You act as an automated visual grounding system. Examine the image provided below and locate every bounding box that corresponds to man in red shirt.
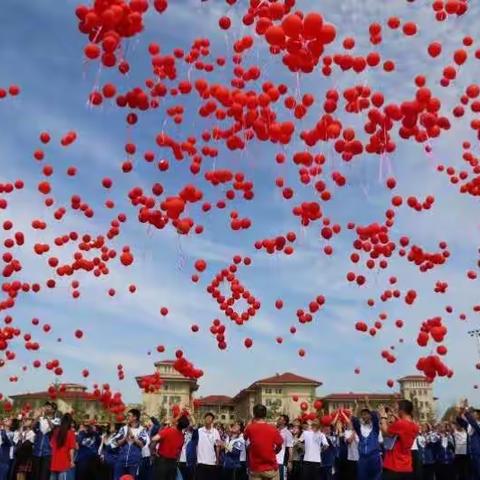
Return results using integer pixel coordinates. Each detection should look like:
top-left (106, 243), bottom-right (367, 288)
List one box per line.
top-left (244, 404), bottom-right (283, 480)
top-left (151, 415), bottom-right (190, 480)
top-left (380, 399), bottom-right (419, 480)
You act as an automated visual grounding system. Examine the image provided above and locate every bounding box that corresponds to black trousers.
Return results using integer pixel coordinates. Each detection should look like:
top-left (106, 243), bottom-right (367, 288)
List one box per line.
top-left (453, 455), bottom-right (469, 480)
top-left (421, 464), bottom-right (435, 480)
top-left (411, 451), bottom-right (423, 480)
top-left (290, 461), bottom-right (302, 480)
top-left (178, 462), bottom-right (192, 480)
top-left (221, 468), bottom-right (245, 480)
top-left (152, 456), bottom-right (177, 480)
top-left (346, 460), bottom-right (358, 480)
top-left (435, 463), bottom-right (454, 480)
top-left (195, 464), bottom-right (220, 480)
top-left (301, 461), bottom-right (322, 480)
top-left (32, 456), bottom-right (51, 480)
top-left (76, 456), bottom-right (101, 480)
top-left (382, 470), bottom-right (414, 480)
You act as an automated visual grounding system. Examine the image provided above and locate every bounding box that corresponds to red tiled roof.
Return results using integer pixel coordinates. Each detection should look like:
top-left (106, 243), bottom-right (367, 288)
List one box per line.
top-left (397, 375), bottom-right (429, 382)
top-left (255, 372), bottom-right (321, 386)
top-left (233, 372), bottom-right (320, 401)
top-left (11, 391), bottom-right (96, 401)
top-left (322, 392), bottom-right (401, 400)
top-left (197, 395), bottom-right (234, 406)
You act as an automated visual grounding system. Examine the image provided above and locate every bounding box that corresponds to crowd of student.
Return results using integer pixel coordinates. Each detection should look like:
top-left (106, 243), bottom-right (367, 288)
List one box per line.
top-left (0, 399), bottom-right (479, 480)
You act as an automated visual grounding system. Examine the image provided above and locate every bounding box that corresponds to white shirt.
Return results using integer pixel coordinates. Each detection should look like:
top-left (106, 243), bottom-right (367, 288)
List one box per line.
top-left (197, 427), bottom-right (220, 465)
top-left (300, 430), bottom-right (328, 463)
top-left (360, 423), bottom-right (383, 444)
top-left (239, 434), bottom-right (247, 462)
top-left (276, 427), bottom-right (294, 464)
top-left (179, 431), bottom-right (192, 463)
top-left (454, 430), bottom-right (467, 455)
top-left (344, 429), bottom-right (359, 461)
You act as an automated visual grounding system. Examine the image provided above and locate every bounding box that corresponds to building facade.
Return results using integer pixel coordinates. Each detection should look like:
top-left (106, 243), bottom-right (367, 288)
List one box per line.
top-left (136, 360), bottom-right (198, 418)
top-left (10, 383), bottom-right (106, 421)
top-left (195, 395), bottom-right (236, 423)
top-left (322, 392), bottom-right (401, 414)
top-left (233, 373), bottom-right (321, 421)
top-left (398, 375), bottom-right (436, 422)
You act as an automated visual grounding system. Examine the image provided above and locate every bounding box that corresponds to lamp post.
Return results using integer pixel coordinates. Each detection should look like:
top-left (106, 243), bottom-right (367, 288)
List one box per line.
top-left (468, 329), bottom-right (480, 358)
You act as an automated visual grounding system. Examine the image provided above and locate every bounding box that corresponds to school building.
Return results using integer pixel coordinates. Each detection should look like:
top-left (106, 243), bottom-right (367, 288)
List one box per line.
top-left (9, 362), bottom-right (435, 422)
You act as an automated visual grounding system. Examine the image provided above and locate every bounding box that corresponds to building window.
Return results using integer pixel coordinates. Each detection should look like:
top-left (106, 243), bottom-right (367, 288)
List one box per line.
top-left (164, 385), bottom-right (169, 391)
top-left (221, 414), bottom-right (226, 420)
top-left (266, 399), bottom-right (272, 406)
top-left (275, 388), bottom-right (282, 394)
top-left (162, 396), bottom-right (168, 404)
top-left (265, 388), bottom-right (272, 394)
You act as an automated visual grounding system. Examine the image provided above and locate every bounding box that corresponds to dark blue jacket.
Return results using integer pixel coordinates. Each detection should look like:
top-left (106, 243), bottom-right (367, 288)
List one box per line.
top-left (432, 435), bottom-right (455, 464)
top-left (457, 412), bottom-right (480, 458)
top-left (0, 431), bottom-right (11, 464)
top-left (421, 433), bottom-right (437, 465)
top-left (223, 437), bottom-right (243, 470)
top-left (76, 431), bottom-right (101, 464)
top-left (110, 425), bottom-right (148, 467)
top-left (186, 429), bottom-right (198, 468)
top-left (322, 436), bottom-right (338, 467)
top-left (33, 421), bottom-right (52, 457)
top-left (352, 411), bottom-right (381, 458)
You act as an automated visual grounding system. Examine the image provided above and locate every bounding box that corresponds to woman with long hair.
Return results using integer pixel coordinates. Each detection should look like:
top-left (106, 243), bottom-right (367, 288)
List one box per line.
top-left (49, 414), bottom-right (76, 480)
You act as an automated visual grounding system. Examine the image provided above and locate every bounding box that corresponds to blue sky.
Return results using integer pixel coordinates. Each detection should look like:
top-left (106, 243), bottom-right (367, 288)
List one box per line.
top-left (1, 0), bottom-right (480, 414)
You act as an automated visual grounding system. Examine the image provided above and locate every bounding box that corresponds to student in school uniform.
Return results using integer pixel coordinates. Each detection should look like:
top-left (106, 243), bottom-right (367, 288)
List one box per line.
top-left (417, 425), bottom-right (436, 480)
top-left (456, 402), bottom-right (480, 480)
top-left (334, 421), bottom-right (349, 480)
top-left (432, 423), bottom-right (455, 480)
top-left (342, 416), bottom-right (359, 480)
top-left (194, 412), bottom-right (221, 480)
top-left (13, 416), bottom-right (36, 480)
top-left (221, 422), bottom-right (246, 480)
top-left (100, 423), bottom-right (121, 480)
top-left (110, 409), bottom-right (149, 480)
top-left (351, 406), bottom-right (382, 480)
top-left (276, 415), bottom-right (293, 480)
top-left (452, 420), bottom-right (469, 480)
top-left (75, 422), bottom-right (102, 480)
top-left (0, 419), bottom-right (12, 480)
top-left (320, 424), bottom-right (338, 480)
top-left (237, 422), bottom-right (247, 480)
top-left (32, 402), bottom-right (61, 480)
top-left (290, 423), bottom-right (304, 480)
top-left (177, 426), bottom-right (193, 480)
top-left (299, 419), bottom-right (328, 480)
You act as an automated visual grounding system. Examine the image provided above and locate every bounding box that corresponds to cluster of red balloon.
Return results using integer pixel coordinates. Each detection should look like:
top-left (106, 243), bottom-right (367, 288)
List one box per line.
top-left (416, 355), bottom-right (453, 381)
top-left (91, 384), bottom-right (127, 421)
top-left (137, 372), bottom-right (164, 393)
top-left (431, 0), bottom-right (468, 21)
top-left (254, 232), bottom-right (296, 255)
top-left (406, 242), bottom-right (449, 272)
top-left (173, 350), bottom-right (203, 380)
top-left (262, 12), bottom-right (336, 74)
top-left (77, 0), bottom-right (154, 68)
